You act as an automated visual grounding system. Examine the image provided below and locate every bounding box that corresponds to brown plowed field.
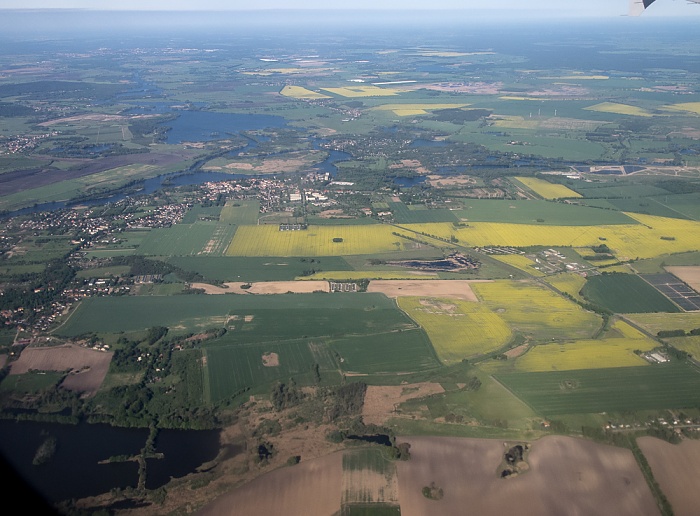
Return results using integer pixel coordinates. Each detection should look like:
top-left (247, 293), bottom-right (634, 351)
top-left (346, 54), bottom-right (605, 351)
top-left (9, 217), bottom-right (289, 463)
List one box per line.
top-left (637, 436), bottom-right (700, 516)
top-left (10, 344), bottom-right (112, 395)
top-left (396, 435), bottom-right (659, 516)
top-left (197, 451), bottom-right (342, 516)
top-left (367, 280), bottom-right (486, 301)
top-left (666, 266), bottom-right (700, 292)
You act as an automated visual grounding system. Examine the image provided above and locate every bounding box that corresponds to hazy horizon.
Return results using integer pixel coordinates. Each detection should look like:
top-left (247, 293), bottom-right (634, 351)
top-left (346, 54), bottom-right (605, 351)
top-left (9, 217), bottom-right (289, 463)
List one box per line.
top-left (0, 0), bottom-right (699, 17)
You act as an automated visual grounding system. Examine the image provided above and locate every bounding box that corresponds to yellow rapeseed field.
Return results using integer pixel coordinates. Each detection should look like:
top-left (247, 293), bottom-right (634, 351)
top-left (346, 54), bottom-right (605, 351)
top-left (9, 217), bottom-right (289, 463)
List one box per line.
top-left (400, 214), bottom-right (700, 260)
top-left (398, 297), bottom-right (512, 363)
top-left (280, 85), bottom-right (331, 99)
top-left (371, 103), bottom-right (470, 116)
top-left (515, 320), bottom-right (655, 372)
top-left (492, 254), bottom-right (546, 277)
top-left (470, 280), bottom-right (601, 340)
top-left (226, 224), bottom-right (402, 257)
top-left (321, 86), bottom-right (400, 97)
top-left (663, 102), bottom-right (700, 115)
top-left (584, 102), bottom-right (652, 117)
top-left (513, 177), bottom-right (582, 199)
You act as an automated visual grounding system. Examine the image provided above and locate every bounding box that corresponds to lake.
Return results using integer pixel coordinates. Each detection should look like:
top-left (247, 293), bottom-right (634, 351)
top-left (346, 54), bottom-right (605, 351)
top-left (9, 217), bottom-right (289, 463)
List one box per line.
top-left (0, 420), bottom-right (221, 503)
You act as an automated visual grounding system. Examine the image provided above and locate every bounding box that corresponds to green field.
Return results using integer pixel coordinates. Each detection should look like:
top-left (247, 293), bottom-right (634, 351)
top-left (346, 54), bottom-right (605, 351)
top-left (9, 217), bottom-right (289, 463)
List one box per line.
top-left (572, 183), bottom-right (670, 199)
top-left (331, 329), bottom-right (440, 374)
top-left (219, 200), bottom-right (261, 225)
top-left (136, 222), bottom-right (222, 256)
top-left (452, 199), bottom-right (637, 225)
top-left (496, 362), bottom-right (700, 415)
top-left (181, 204), bottom-right (224, 224)
top-left (388, 202), bottom-right (458, 223)
top-left (57, 293), bottom-right (418, 338)
top-left (204, 338), bottom-right (336, 402)
top-left (168, 255), bottom-right (353, 282)
top-left (581, 273), bottom-right (681, 313)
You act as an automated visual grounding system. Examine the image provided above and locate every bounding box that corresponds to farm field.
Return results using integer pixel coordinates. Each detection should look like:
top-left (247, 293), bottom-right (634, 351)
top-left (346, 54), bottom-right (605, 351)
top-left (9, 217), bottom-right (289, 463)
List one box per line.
top-left (471, 280), bottom-right (601, 341)
top-left (280, 85), bottom-right (331, 99)
top-left (219, 200), bottom-right (261, 225)
top-left (330, 329), bottom-right (440, 374)
top-left (452, 199), bottom-right (636, 225)
top-left (9, 344), bottom-right (112, 396)
top-left (168, 256), bottom-right (353, 282)
top-left (512, 177), bottom-right (582, 199)
top-left (572, 183), bottom-right (670, 199)
top-left (321, 86), bottom-right (400, 97)
top-left (396, 435), bottom-right (658, 516)
top-left (190, 281), bottom-right (330, 294)
top-left (399, 214), bottom-right (700, 260)
top-left (203, 338), bottom-right (337, 402)
top-left (388, 202), bottom-right (458, 224)
top-left (581, 273), bottom-right (681, 313)
top-left (56, 293), bottom-right (415, 337)
top-left (371, 103), bottom-right (470, 116)
top-left (637, 437), bottom-right (700, 516)
top-left (198, 452), bottom-right (343, 516)
top-left (666, 266), bottom-right (700, 292)
top-left (543, 273), bottom-right (587, 301)
top-left (491, 254), bottom-right (545, 277)
top-left (496, 362), bottom-right (700, 415)
top-left (665, 336), bottom-right (700, 361)
top-left (367, 280), bottom-right (481, 300)
top-left (626, 312), bottom-right (700, 335)
top-left (584, 102), bottom-right (653, 117)
top-left (342, 448), bottom-right (399, 509)
top-left (136, 222), bottom-right (233, 257)
top-left (300, 271), bottom-right (439, 280)
top-left (398, 297), bottom-right (512, 363)
top-left (227, 225), bottom-right (404, 257)
top-left (362, 383), bottom-right (445, 426)
top-left (513, 321), bottom-right (656, 373)
top-left (664, 101), bottom-right (700, 115)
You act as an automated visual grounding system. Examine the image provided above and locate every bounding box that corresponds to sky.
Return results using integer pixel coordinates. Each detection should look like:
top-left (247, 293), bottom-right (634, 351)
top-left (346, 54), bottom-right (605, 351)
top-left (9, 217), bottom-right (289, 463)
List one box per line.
top-left (1, 0), bottom-right (698, 17)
